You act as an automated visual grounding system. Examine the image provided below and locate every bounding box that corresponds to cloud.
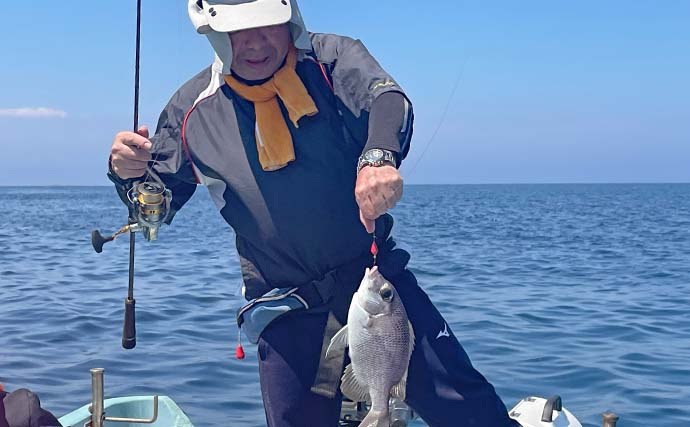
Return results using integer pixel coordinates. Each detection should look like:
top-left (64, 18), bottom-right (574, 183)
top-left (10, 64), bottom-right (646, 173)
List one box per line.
top-left (0, 107), bottom-right (68, 118)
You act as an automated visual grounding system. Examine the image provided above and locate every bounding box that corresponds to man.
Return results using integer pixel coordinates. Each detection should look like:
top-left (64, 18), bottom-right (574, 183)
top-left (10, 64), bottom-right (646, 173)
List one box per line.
top-left (108, 1), bottom-right (519, 426)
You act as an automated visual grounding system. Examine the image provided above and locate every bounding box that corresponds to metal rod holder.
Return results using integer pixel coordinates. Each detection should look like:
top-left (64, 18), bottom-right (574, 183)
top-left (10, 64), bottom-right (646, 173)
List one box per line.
top-left (602, 412), bottom-right (619, 427)
top-left (90, 368), bottom-right (105, 427)
top-left (88, 368), bottom-right (159, 427)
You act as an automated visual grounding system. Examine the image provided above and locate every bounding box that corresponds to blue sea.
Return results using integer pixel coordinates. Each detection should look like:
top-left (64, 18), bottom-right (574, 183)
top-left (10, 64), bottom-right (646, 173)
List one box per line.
top-left (1, 184), bottom-right (689, 427)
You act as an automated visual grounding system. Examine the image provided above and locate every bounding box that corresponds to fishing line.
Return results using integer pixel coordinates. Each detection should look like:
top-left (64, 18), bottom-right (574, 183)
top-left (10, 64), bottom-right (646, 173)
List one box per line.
top-left (404, 57), bottom-right (468, 178)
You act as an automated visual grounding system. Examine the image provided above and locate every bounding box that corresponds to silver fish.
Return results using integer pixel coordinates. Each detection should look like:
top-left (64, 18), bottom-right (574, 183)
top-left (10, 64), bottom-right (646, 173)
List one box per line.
top-left (328, 266), bottom-right (415, 427)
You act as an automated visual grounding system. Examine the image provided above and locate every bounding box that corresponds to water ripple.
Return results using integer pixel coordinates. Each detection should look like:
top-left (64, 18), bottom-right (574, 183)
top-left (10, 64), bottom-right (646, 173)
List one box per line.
top-left (1, 185), bottom-right (689, 427)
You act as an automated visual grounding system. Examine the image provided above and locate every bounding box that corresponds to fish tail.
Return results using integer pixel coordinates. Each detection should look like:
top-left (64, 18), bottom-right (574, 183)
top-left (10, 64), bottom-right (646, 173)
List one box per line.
top-left (359, 410), bottom-right (390, 427)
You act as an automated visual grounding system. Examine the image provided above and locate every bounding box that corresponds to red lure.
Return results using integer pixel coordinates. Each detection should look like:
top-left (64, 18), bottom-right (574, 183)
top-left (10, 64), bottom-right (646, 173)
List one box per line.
top-left (370, 234), bottom-right (378, 265)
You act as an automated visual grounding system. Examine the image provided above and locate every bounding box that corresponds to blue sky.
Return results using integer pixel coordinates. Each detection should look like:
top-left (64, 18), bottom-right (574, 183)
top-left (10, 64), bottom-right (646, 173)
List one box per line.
top-left (1, 0), bottom-right (688, 185)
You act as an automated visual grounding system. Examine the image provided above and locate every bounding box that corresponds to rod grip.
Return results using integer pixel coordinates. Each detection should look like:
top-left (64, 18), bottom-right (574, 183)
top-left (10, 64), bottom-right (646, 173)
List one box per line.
top-left (122, 297), bottom-right (136, 349)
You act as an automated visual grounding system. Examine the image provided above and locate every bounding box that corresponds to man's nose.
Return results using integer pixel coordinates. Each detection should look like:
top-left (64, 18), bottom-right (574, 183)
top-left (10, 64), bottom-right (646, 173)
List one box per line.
top-left (242, 28), bottom-right (268, 48)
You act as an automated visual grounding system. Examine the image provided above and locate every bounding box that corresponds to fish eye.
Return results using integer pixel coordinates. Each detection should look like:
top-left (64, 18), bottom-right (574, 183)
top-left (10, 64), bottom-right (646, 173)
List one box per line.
top-left (379, 285), bottom-right (394, 302)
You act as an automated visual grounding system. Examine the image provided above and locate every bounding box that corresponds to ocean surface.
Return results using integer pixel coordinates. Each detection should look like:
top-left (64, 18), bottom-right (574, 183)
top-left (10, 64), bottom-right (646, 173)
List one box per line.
top-left (1, 184), bottom-right (689, 427)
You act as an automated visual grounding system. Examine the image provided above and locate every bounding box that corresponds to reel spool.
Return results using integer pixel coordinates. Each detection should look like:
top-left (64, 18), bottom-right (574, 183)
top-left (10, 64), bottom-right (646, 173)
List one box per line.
top-left (128, 181), bottom-right (171, 242)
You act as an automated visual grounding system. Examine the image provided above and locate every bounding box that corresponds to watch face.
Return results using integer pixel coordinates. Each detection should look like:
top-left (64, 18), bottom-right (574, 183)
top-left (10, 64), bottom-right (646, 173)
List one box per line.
top-left (366, 149), bottom-right (384, 161)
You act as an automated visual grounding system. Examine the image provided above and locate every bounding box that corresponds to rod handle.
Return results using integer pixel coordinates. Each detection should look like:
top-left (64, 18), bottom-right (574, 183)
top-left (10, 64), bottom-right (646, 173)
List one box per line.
top-left (122, 297), bottom-right (136, 349)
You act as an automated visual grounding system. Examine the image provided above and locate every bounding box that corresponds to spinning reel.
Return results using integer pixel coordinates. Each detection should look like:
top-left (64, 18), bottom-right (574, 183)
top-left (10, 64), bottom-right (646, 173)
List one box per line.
top-left (91, 181), bottom-right (172, 253)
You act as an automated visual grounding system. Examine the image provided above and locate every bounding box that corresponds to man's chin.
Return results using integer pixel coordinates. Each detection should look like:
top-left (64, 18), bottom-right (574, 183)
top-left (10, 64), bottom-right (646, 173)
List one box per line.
top-left (236, 62), bottom-right (278, 80)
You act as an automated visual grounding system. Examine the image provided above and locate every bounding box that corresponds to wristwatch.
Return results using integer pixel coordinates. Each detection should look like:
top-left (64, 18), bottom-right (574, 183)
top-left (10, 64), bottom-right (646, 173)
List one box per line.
top-left (357, 148), bottom-right (397, 174)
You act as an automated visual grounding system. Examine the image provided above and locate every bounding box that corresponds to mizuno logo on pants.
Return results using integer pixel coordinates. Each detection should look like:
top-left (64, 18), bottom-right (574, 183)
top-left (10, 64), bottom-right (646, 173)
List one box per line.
top-left (436, 323), bottom-right (450, 339)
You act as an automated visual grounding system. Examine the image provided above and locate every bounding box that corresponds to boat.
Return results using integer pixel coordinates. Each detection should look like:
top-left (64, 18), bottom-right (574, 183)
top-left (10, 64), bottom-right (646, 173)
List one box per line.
top-left (59, 396), bottom-right (192, 427)
top-left (57, 368), bottom-right (615, 427)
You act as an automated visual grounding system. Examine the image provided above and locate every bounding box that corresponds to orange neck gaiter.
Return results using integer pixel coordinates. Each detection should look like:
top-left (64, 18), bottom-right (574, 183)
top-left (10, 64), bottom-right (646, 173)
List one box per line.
top-left (224, 45), bottom-right (319, 171)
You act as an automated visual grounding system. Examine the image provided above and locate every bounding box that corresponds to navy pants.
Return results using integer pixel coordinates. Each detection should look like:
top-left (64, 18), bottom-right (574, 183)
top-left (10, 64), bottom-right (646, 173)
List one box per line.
top-left (257, 266), bottom-right (519, 427)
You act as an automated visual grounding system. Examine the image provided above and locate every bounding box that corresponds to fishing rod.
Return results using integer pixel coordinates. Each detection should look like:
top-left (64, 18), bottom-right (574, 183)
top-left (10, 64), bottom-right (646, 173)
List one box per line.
top-left (91, 0), bottom-right (171, 350)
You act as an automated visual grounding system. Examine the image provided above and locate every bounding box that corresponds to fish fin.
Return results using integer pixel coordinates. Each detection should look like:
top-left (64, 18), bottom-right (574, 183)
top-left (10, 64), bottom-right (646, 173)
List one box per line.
top-left (340, 363), bottom-right (370, 402)
top-left (390, 321), bottom-right (415, 400)
top-left (325, 325), bottom-right (348, 359)
top-left (390, 369), bottom-right (408, 400)
top-left (359, 410), bottom-right (389, 427)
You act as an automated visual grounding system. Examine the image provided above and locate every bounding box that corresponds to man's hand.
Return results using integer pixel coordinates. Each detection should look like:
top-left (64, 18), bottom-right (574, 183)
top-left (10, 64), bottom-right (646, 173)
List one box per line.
top-left (355, 165), bottom-right (403, 233)
top-left (110, 126), bottom-right (152, 179)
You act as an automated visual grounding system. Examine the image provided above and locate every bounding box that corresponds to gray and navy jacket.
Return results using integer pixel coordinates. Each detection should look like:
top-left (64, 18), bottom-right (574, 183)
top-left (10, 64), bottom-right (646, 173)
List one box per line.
top-left (110, 33), bottom-right (414, 300)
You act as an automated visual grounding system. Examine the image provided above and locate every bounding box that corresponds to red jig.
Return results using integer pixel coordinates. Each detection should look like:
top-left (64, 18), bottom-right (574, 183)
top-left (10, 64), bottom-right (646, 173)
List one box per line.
top-left (370, 234), bottom-right (378, 265)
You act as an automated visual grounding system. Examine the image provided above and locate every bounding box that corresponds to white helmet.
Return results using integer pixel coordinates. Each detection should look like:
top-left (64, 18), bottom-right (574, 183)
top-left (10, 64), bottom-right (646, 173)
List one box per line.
top-left (187, 0), bottom-right (312, 74)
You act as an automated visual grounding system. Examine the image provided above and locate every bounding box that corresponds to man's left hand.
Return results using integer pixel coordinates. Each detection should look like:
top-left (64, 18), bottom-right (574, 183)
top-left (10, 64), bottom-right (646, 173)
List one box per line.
top-left (355, 165), bottom-right (403, 233)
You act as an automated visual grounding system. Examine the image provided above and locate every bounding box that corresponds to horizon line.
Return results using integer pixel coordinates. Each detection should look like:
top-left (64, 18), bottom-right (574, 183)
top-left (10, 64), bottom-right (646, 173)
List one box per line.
top-left (1, 182), bottom-right (688, 188)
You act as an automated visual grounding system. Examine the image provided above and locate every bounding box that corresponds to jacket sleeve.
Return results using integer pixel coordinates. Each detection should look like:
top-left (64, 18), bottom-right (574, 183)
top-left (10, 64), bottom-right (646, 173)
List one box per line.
top-left (108, 88), bottom-right (199, 224)
top-left (310, 33), bottom-right (413, 163)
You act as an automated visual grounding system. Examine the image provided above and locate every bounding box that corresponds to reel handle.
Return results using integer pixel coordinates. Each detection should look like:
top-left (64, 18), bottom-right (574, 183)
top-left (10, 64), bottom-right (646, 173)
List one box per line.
top-left (122, 297), bottom-right (137, 349)
top-left (91, 230), bottom-right (115, 253)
